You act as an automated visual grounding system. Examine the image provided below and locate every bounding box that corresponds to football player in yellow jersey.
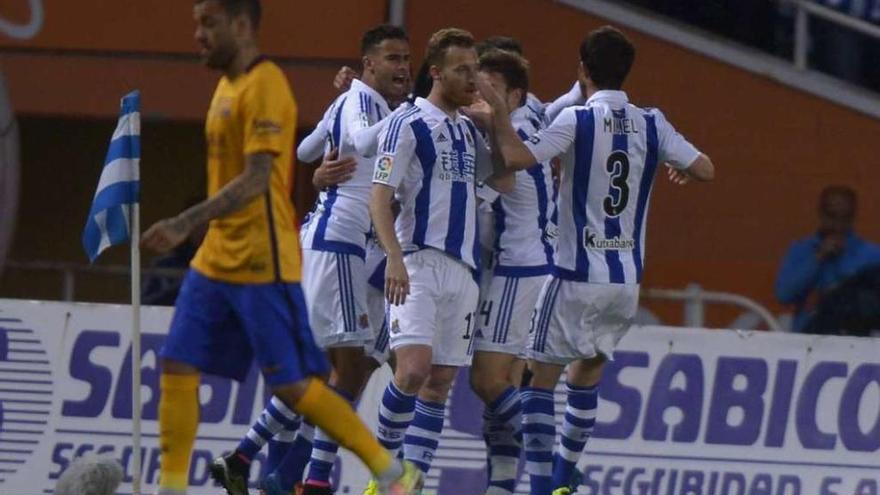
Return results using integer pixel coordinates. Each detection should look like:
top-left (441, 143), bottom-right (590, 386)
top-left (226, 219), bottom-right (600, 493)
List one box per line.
top-left (141, 1), bottom-right (422, 495)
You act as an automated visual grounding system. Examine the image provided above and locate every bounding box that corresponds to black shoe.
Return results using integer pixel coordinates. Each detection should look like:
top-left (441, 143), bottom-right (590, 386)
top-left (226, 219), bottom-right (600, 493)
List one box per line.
top-left (301, 482), bottom-right (334, 495)
top-left (210, 452), bottom-right (251, 495)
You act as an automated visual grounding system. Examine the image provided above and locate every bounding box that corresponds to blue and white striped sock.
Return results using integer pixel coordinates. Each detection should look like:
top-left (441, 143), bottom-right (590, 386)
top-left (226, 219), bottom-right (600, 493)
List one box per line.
top-left (552, 383), bottom-right (597, 489)
top-left (263, 425), bottom-right (297, 478)
top-left (305, 389), bottom-right (355, 484)
top-left (272, 422), bottom-right (314, 491)
top-left (404, 399), bottom-right (446, 473)
top-left (378, 381), bottom-right (416, 457)
top-left (237, 396), bottom-right (300, 460)
top-left (521, 387), bottom-right (555, 495)
top-left (484, 386), bottom-right (522, 495)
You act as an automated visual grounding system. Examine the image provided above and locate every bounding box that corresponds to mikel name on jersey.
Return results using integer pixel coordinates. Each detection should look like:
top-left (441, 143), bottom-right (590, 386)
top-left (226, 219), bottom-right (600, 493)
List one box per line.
top-left (604, 116), bottom-right (640, 135)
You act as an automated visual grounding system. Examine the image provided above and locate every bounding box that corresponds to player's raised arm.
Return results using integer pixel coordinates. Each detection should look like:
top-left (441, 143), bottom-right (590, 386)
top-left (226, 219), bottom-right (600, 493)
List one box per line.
top-left (544, 78), bottom-right (587, 123)
top-left (466, 99), bottom-right (515, 193)
top-left (142, 151), bottom-right (273, 253)
top-left (654, 108), bottom-right (715, 182)
top-left (297, 106), bottom-right (332, 163)
top-left (478, 75), bottom-right (537, 170)
top-left (484, 132), bottom-right (515, 193)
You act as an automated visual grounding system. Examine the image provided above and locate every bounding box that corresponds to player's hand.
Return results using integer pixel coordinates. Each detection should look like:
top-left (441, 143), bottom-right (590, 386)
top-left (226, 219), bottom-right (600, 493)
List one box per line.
top-left (476, 74), bottom-right (508, 115)
top-left (462, 99), bottom-right (493, 131)
top-left (313, 149), bottom-right (356, 189)
top-left (334, 66), bottom-right (359, 91)
top-left (384, 254), bottom-right (410, 306)
top-left (142, 217), bottom-right (190, 253)
top-left (577, 63), bottom-right (589, 99)
top-left (666, 165), bottom-right (690, 185)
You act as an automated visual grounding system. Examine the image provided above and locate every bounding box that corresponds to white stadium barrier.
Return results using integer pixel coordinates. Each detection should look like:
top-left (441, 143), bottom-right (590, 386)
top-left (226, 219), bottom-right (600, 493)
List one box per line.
top-left (0, 299), bottom-right (877, 495)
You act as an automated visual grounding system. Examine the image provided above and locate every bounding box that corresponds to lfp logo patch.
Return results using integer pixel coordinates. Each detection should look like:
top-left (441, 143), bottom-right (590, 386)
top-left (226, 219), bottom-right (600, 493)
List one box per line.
top-left (374, 155), bottom-right (394, 183)
top-left (0, 314), bottom-right (53, 486)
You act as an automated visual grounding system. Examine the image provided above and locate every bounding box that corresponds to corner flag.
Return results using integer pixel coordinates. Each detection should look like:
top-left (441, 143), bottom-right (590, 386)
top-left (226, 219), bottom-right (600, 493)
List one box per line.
top-left (82, 90), bottom-right (141, 262)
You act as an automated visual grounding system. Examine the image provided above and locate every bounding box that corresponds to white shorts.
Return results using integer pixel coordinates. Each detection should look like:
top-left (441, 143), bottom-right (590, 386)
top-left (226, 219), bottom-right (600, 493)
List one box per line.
top-left (365, 240), bottom-right (390, 364)
top-left (388, 249), bottom-right (480, 367)
top-left (301, 249), bottom-right (373, 348)
top-left (529, 277), bottom-right (639, 364)
top-left (473, 273), bottom-right (547, 356)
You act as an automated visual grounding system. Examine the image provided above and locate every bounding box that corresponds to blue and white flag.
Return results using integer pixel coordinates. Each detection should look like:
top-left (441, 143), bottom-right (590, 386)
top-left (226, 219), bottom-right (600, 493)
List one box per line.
top-left (82, 91), bottom-right (141, 262)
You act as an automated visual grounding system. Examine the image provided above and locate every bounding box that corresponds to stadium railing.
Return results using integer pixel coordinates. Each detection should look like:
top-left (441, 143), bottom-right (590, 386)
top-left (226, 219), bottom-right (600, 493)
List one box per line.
top-left (2, 259), bottom-right (185, 302)
top-left (1, 259), bottom-right (783, 331)
top-left (555, 0), bottom-right (880, 119)
top-left (642, 284), bottom-right (783, 332)
top-left (785, 0), bottom-right (880, 71)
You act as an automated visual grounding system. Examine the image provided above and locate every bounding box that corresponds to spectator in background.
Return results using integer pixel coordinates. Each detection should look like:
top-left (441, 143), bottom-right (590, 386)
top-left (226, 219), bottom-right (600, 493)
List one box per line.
top-left (776, 186), bottom-right (880, 332)
top-left (55, 454), bottom-right (123, 495)
top-left (809, 0), bottom-right (869, 86)
top-left (804, 264), bottom-right (880, 336)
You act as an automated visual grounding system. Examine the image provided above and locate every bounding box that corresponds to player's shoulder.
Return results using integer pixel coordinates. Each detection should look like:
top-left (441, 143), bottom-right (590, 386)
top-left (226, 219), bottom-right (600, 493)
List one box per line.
top-left (457, 114), bottom-right (482, 140)
top-left (246, 59), bottom-right (294, 99)
top-left (511, 105), bottom-right (542, 135)
top-left (378, 103), bottom-right (422, 152)
top-left (249, 59), bottom-right (287, 84)
top-left (340, 82), bottom-right (374, 109)
top-left (550, 104), bottom-right (584, 125)
top-left (326, 90), bottom-right (352, 117)
top-left (632, 103), bottom-right (668, 122)
top-left (387, 102), bottom-right (423, 128)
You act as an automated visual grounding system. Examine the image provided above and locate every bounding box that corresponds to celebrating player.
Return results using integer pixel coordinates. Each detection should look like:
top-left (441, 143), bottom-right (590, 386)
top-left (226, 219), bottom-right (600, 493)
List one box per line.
top-left (363, 27), bottom-right (516, 493)
top-left (479, 26), bottom-right (715, 495)
top-left (466, 49), bottom-right (557, 495)
top-left (141, 2), bottom-right (422, 494)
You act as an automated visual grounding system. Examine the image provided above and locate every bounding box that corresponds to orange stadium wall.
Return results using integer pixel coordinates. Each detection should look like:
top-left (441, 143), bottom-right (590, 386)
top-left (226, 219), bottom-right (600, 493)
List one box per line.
top-left (2, 0), bottom-right (880, 327)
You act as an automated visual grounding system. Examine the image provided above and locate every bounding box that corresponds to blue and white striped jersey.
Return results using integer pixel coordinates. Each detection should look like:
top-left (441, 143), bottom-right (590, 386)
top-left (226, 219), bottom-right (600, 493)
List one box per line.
top-left (490, 104), bottom-right (557, 276)
top-left (301, 79), bottom-right (391, 258)
top-left (373, 97), bottom-right (495, 271)
top-left (524, 90), bottom-right (700, 284)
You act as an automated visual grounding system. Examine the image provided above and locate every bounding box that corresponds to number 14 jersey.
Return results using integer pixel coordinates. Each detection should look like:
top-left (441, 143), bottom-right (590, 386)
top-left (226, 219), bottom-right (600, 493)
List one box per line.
top-left (524, 90), bottom-right (701, 284)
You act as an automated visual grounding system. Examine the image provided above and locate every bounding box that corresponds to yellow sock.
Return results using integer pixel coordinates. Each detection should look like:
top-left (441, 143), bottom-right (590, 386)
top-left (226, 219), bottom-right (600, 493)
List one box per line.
top-left (294, 378), bottom-right (394, 477)
top-left (158, 373), bottom-right (200, 490)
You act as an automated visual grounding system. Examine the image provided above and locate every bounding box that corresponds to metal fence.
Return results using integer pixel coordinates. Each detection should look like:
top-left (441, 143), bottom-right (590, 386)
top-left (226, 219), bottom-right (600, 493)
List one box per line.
top-left (1, 260), bottom-right (784, 331)
top-left (788, 0), bottom-right (880, 71)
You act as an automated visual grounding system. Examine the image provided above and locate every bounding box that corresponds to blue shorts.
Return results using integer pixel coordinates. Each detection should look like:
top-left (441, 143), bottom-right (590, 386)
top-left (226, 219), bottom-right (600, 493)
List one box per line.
top-left (160, 270), bottom-right (330, 386)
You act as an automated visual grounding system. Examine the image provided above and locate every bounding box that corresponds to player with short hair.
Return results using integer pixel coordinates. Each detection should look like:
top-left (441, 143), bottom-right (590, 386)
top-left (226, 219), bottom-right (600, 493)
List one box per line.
top-left (295, 24), bottom-right (410, 495)
top-left (475, 36), bottom-right (587, 127)
top-left (142, 2), bottom-right (422, 495)
top-left (468, 48), bottom-right (557, 495)
top-left (479, 26), bottom-right (714, 495)
top-left (362, 27), bottom-right (516, 494)
top-left (212, 23), bottom-right (413, 495)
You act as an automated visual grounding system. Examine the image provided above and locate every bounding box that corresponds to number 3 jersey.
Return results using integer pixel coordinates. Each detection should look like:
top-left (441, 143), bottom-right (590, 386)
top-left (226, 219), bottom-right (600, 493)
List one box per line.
top-left (524, 90), bottom-right (701, 284)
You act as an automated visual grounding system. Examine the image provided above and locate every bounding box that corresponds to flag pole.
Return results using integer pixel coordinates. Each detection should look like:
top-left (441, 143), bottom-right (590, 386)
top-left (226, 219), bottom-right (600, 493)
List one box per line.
top-left (131, 200), bottom-right (143, 495)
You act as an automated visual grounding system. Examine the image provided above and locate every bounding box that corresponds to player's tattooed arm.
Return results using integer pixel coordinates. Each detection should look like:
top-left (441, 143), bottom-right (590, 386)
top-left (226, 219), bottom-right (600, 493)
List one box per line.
top-left (142, 152), bottom-right (273, 253)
